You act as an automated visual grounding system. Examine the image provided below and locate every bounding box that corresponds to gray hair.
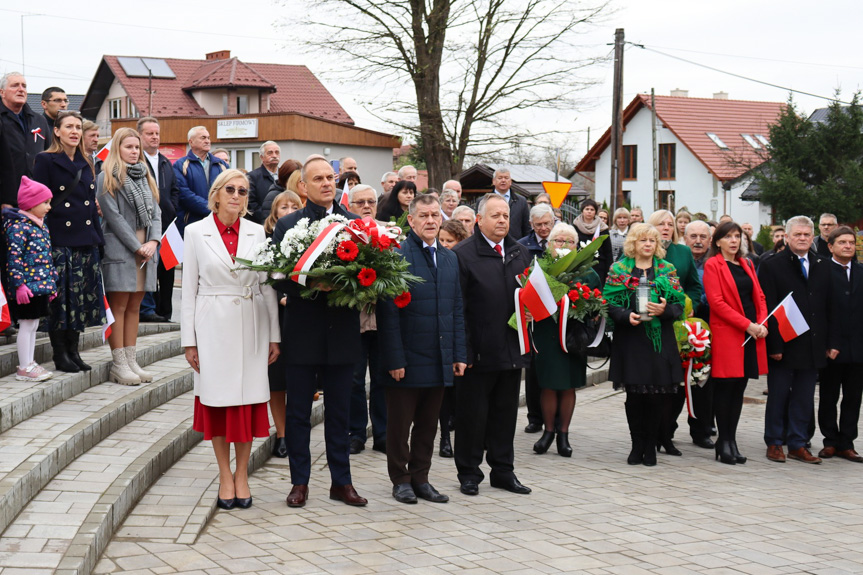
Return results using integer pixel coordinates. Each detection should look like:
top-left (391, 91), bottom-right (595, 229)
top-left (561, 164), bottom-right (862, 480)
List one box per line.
top-left (493, 167), bottom-right (511, 179)
top-left (409, 193), bottom-right (440, 215)
top-left (259, 140), bottom-right (280, 155)
top-left (398, 165), bottom-right (416, 178)
top-left (442, 179), bottom-right (461, 192)
top-left (187, 125), bottom-right (207, 141)
top-left (452, 205), bottom-right (475, 220)
top-left (548, 222), bottom-right (578, 243)
top-left (380, 171), bottom-right (396, 183)
top-left (441, 189), bottom-right (459, 202)
top-left (684, 220), bottom-right (710, 236)
top-left (786, 215), bottom-right (814, 234)
top-left (348, 184), bottom-right (377, 203)
top-left (0, 72), bottom-right (23, 91)
top-left (477, 192), bottom-right (509, 216)
top-left (529, 203), bottom-right (555, 222)
top-left (818, 213), bottom-right (837, 223)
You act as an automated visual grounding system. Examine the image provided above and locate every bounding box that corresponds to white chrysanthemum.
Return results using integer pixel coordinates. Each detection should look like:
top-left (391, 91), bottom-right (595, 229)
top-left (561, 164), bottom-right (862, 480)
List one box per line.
top-left (555, 248), bottom-right (571, 258)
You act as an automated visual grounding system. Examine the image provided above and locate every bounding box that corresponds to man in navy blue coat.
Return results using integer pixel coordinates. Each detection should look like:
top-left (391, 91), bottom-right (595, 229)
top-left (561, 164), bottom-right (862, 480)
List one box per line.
top-left (271, 157), bottom-right (367, 508)
top-left (377, 194), bottom-right (467, 504)
top-left (173, 126), bottom-right (227, 236)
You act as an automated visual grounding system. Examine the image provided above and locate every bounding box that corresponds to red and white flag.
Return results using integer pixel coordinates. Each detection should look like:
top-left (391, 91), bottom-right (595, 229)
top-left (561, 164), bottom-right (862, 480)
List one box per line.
top-left (339, 187), bottom-right (351, 210)
top-left (95, 140), bottom-right (111, 162)
top-left (160, 219), bottom-right (184, 271)
top-left (0, 284), bottom-right (10, 333)
top-left (102, 295), bottom-right (115, 341)
top-left (515, 259), bottom-right (559, 354)
top-left (772, 292), bottom-right (810, 342)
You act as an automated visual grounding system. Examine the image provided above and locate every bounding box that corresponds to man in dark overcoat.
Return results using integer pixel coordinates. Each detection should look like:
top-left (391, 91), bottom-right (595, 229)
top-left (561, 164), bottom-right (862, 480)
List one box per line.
top-left (377, 194), bottom-right (466, 504)
top-left (758, 215), bottom-right (832, 464)
top-left (272, 157), bottom-right (366, 507)
top-left (452, 193), bottom-right (532, 496)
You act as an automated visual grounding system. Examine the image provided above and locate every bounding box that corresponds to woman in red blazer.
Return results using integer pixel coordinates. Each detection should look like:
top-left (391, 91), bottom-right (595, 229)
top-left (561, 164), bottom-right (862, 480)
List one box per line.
top-left (704, 222), bottom-right (768, 465)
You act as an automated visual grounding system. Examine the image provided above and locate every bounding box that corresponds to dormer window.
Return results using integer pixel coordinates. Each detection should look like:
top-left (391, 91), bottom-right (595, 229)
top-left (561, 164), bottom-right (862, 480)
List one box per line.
top-left (706, 132), bottom-right (728, 149)
top-left (741, 134), bottom-right (760, 149)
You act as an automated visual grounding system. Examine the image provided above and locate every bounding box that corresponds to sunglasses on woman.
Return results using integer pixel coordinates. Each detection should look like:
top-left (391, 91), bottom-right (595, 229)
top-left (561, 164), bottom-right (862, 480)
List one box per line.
top-left (223, 185), bottom-right (249, 196)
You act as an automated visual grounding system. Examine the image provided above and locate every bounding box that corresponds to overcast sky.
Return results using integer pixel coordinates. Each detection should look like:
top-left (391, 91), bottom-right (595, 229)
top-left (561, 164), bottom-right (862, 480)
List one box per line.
top-left (2, 0), bottom-right (860, 164)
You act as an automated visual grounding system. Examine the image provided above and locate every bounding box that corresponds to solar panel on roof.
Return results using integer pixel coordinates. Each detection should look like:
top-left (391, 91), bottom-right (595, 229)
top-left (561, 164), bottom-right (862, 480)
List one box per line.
top-left (141, 58), bottom-right (176, 78)
top-left (117, 57), bottom-right (176, 78)
top-left (117, 57), bottom-right (149, 77)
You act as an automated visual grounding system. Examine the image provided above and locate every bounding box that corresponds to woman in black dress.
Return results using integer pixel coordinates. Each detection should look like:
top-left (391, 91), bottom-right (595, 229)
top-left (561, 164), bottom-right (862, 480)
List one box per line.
top-left (377, 180), bottom-right (415, 222)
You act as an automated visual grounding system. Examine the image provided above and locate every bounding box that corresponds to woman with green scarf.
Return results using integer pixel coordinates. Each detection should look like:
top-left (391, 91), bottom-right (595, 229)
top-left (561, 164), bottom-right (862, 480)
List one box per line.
top-left (603, 223), bottom-right (686, 466)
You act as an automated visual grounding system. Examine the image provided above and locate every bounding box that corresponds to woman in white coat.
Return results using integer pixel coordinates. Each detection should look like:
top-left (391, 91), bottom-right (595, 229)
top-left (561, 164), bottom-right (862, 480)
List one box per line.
top-left (181, 169), bottom-right (280, 510)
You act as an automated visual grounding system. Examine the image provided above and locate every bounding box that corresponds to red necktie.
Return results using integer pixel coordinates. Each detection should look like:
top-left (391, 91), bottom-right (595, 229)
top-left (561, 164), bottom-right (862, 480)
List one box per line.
top-left (494, 244), bottom-right (503, 257)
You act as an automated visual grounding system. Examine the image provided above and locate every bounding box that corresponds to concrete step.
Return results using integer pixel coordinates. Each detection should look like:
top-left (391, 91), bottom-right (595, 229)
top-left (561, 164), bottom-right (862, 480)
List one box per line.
top-left (0, 322), bottom-right (178, 381)
top-left (0, 354), bottom-right (193, 535)
top-left (0, 329), bottom-right (182, 434)
top-left (0, 391), bottom-right (198, 574)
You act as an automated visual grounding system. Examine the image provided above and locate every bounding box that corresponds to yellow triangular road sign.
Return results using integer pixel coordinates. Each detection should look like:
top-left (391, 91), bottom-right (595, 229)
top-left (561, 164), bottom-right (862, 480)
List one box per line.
top-left (542, 181), bottom-right (572, 208)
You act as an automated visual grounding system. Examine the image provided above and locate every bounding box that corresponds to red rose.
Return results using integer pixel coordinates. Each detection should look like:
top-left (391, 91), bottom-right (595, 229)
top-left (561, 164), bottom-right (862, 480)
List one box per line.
top-left (336, 240), bottom-right (359, 262)
top-left (593, 289), bottom-right (602, 297)
top-left (394, 291), bottom-right (411, 308)
top-left (568, 290), bottom-right (579, 302)
top-left (377, 235), bottom-right (392, 250)
top-left (582, 292), bottom-right (590, 299)
top-left (601, 299), bottom-right (607, 304)
top-left (695, 363), bottom-right (704, 369)
top-left (357, 268), bottom-right (377, 287)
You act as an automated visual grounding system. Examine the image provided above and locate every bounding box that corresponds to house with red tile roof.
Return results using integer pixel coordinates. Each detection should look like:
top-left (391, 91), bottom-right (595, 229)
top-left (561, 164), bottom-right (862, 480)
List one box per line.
top-left (79, 51), bottom-right (399, 181)
top-left (575, 91), bottom-right (785, 226)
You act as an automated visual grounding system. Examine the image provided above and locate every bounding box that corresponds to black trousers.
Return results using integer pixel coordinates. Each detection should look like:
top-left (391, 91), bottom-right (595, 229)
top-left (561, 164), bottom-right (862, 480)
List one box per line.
top-left (667, 382), bottom-right (715, 442)
top-left (818, 362), bottom-right (863, 451)
top-left (155, 262), bottom-right (175, 320)
top-left (386, 386), bottom-right (445, 485)
top-left (285, 364), bottom-right (353, 486)
top-left (439, 384), bottom-right (457, 434)
top-left (525, 365), bottom-right (542, 425)
top-left (454, 368), bottom-right (520, 485)
top-left (713, 378), bottom-right (747, 444)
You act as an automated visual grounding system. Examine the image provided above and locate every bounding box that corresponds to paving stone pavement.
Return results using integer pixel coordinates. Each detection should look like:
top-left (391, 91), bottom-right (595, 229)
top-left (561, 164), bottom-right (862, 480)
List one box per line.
top-left (91, 377), bottom-right (863, 575)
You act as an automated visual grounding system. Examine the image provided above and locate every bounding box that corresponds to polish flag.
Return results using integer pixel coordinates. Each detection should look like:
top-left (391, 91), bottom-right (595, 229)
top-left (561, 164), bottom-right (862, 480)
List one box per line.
top-left (159, 219), bottom-right (184, 271)
top-left (102, 295), bottom-right (115, 341)
top-left (520, 259), bottom-right (558, 322)
top-left (95, 140), bottom-right (111, 162)
top-left (772, 292), bottom-right (810, 342)
top-left (339, 187), bottom-right (351, 210)
top-left (0, 284), bottom-right (10, 333)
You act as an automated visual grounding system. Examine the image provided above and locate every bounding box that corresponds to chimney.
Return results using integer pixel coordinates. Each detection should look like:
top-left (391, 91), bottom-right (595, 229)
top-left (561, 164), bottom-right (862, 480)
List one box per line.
top-left (670, 88), bottom-right (689, 98)
top-left (206, 50), bottom-right (231, 61)
top-left (713, 91), bottom-right (729, 100)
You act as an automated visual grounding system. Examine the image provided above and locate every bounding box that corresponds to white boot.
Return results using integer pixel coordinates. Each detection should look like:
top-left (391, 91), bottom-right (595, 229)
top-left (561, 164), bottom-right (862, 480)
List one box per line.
top-left (124, 346), bottom-right (153, 383)
top-left (110, 348), bottom-right (141, 386)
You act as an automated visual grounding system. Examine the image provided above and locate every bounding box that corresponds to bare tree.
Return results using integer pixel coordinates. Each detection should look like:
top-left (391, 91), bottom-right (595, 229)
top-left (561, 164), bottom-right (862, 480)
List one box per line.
top-left (290, 0), bottom-right (610, 190)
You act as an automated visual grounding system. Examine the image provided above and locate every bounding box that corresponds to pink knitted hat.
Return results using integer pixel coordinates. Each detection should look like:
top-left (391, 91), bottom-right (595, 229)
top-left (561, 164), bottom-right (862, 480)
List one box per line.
top-left (18, 176), bottom-right (53, 211)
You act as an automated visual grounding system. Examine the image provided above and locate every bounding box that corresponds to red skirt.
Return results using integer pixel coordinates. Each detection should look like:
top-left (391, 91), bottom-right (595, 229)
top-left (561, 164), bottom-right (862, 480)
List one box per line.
top-left (193, 396), bottom-right (270, 443)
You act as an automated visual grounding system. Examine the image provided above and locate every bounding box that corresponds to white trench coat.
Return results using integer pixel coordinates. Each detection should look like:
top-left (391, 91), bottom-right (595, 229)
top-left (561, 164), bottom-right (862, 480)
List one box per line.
top-left (180, 214), bottom-right (280, 407)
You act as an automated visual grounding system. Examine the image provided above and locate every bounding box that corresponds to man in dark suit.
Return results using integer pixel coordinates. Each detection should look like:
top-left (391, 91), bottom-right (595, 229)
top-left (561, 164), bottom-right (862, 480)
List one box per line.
top-left (517, 203), bottom-right (555, 433)
top-left (819, 226), bottom-right (863, 462)
top-left (272, 157), bottom-right (367, 508)
top-left (741, 222), bottom-right (764, 256)
top-left (137, 117), bottom-right (180, 322)
top-left (491, 168), bottom-right (530, 240)
top-left (247, 141), bottom-right (281, 223)
top-left (758, 215), bottom-right (832, 464)
top-left (377, 194), bottom-right (467, 504)
top-left (452, 193), bottom-right (532, 496)
top-left (812, 213), bottom-right (837, 258)
top-left (39, 87), bottom-right (67, 147)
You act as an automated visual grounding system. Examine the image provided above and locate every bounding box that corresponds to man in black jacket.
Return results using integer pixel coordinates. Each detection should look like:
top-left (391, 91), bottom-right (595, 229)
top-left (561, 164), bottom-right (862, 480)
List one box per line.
top-left (39, 87), bottom-right (67, 146)
top-left (137, 117), bottom-right (180, 322)
top-left (758, 215), bottom-right (832, 464)
top-left (247, 141), bottom-right (281, 223)
top-left (452, 193), bottom-right (532, 496)
top-left (812, 213), bottom-right (837, 258)
top-left (272, 157), bottom-right (367, 508)
top-left (491, 168), bottom-right (531, 240)
top-left (818, 226), bottom-right (863, 462)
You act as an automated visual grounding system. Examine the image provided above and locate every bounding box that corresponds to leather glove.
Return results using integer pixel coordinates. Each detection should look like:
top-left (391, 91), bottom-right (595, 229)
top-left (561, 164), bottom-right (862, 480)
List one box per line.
top-left (16, 285), bottom-right (33, 305)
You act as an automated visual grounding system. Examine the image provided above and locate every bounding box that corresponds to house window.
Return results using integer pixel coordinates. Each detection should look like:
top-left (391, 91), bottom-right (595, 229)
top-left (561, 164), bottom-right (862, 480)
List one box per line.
top-left (127, 98), bottom-right (139, 118)
top-left (222, 95), bottom-right (229, 115)
top-left (706, 132), bottom-right (728, 149)
top-left (622, 145), bottom-right (637, 180)
top-left (109, 98), bottom-right (122, 119)
top-left (658, 190), bottom-right (675, 212)
top-left (659, 143), bottom-right (676, 180)
top-left (236, 95), bottom-right (248, 114)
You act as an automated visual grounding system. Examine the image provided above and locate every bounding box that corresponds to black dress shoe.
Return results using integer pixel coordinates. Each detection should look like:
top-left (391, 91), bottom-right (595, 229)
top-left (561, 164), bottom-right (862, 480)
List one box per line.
top-left (392, 483), bottom-right (418, 504)
top-left (349, 438), bottom-right (365, 455)
top-left (372, 440), bottom-right (387, 454)
top-left (729, 440), bottom-right (747, 464)
top-left (139, 313), bottom-right (165, 323)
top-left (414, 482), bottom-right (449, 503)
top-left (657, 439), bottom-right (682, 456)
top-left (692, 437), bottom-right (715, 449)
top-left (556, 432), bottom-right (572, 457)
top-left (533, 430), bottom-right (555, 454)
top-left (272, 436), bottom-right (289, 458)
top-left (460, 480), bottom-right (479, 495)
top-left (490, 477), bottom-right (531, 494)
top-left (217, 497), bottom-right (236, 510)
top-left (524, 422), bottom-right (543, 433)
top-left (439, 433), bottom-right (453, 458)
top-left (234, 496), bottom-right (253, 509)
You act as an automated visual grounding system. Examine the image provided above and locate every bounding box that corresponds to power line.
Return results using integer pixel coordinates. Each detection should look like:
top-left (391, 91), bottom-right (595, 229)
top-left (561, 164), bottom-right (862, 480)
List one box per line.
top-left (631, 43), bottom-right (854, 105)
top-left (647, 44), bottom-right (863, 71)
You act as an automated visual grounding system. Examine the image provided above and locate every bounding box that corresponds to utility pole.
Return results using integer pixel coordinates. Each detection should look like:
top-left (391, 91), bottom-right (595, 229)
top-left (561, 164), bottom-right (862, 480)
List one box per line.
top-left (147, 69), bottom-right (154, 116)
top-left (651, 88), bottom-right (658, 210)
top-left (609, 28), bottom-right (625, 212)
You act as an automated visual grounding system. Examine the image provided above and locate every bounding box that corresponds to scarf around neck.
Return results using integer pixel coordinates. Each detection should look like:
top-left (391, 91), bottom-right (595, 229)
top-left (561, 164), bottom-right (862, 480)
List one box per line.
top-left (602, 256), bottom-right (685, 352)
top-left (574, 214), bottom-right (608, 236)
top-left (115, 162), bottom-right (152, 229)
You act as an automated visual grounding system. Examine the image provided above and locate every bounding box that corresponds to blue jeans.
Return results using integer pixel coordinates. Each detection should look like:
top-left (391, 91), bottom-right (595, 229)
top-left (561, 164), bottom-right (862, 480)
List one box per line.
top-left (764, 362), bottom-right (817, 450)
top-left (348, 331), bottom-right (387, 444)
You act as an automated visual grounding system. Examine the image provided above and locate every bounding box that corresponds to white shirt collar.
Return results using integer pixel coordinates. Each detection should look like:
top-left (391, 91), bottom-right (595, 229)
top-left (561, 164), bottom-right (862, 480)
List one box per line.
top-left (481, 232), bottom-right (504, 255)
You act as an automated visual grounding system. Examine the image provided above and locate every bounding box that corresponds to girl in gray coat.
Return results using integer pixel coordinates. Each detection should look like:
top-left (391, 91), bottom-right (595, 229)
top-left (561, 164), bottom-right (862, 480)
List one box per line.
top-left (97, 128), bottom-right (161, 385)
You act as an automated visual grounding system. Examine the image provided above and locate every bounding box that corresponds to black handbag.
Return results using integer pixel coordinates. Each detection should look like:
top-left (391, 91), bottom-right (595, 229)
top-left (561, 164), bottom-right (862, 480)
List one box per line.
top-left (565, 316), bottom-right (601, 355)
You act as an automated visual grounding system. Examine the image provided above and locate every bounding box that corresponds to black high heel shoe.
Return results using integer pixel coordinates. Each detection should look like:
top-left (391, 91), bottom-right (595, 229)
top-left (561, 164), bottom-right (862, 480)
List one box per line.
top-left (628, 439), bottom-right (644, 465)
top-left (439, 432), bottom-right (453, 458)
top-left (234, 496), bottom-right (253, 509)
top-left (657, 439), bottom-right (682, 456)
top-left (729, 440), bottom-right (747, 464)
top-left (714, 440), bottom-right (736, 465)
top-left (533, 430), bottom-right (555, 454)
top-left (217, 496), bottom-right (236, 510)
top-left (272, 436), bottom-right (288, 458)
top-left (556, 432), bottom-right (572, 457)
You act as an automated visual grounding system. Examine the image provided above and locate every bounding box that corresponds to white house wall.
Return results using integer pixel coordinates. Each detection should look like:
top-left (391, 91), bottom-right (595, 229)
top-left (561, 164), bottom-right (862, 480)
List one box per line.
top-left (728, 176), bottom-right (773, 229)
top-left (95, 78), bottom-right (130, 136)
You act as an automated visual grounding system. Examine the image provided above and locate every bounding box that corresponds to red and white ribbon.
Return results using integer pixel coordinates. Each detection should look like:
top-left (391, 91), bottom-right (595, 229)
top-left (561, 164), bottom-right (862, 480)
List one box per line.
top-left (344, 217), bottom-right (402, 248)
top-left (558, 297), bottom-right (569, 353)
top-left (515, 289), bottom-right (530, 355)
top-left (685, 321), bottom-right (710, 351)
top-left (31, 128), bottom-right (45, 142)
top-left (684, 360), bottom-right (696, 419)
top-left (292, 222), bottom-right (347, 286)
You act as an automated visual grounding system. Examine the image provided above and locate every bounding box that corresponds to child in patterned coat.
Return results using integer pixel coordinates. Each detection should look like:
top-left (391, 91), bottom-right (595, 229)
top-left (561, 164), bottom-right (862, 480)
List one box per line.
top-left (4, 177), bottom-right (59, 381)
